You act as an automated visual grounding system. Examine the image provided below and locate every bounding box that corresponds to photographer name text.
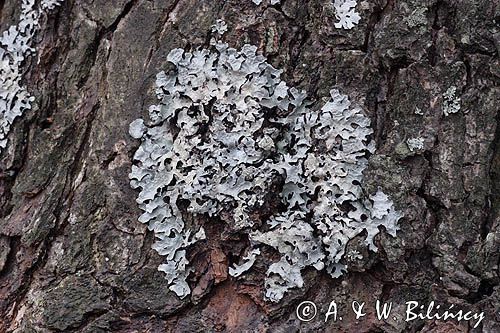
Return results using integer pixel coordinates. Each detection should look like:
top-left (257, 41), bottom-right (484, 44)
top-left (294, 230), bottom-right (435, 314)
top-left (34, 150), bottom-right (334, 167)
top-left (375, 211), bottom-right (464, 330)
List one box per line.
top-left (296, 300), bottom-right (485, 328)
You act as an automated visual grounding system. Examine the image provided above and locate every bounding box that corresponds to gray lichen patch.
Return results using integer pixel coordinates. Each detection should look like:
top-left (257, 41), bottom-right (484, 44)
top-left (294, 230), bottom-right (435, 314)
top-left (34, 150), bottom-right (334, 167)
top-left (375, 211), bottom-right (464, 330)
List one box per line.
top-left (129, 42), bottom-right (401, 302)
top-left (442, 86), bottom-right (461, 116)
top-left (406, 137), bottom-right (425, 152)
top-left (333, 0), bottom-right (361, 29)
top-left (211, 19), bottom-right (228, 36)
top-left (41, 0), bottom-right (64, 10)
top-left (404, 7), bottom-right (428, 29)
top-left (0, 0), bottom-right (64, 153)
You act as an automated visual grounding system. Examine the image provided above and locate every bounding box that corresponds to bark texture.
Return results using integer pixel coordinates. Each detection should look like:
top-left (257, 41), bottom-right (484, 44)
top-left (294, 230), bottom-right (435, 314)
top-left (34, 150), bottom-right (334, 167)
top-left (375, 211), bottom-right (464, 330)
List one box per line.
top-left (0, 0), bottom-right (499, 332)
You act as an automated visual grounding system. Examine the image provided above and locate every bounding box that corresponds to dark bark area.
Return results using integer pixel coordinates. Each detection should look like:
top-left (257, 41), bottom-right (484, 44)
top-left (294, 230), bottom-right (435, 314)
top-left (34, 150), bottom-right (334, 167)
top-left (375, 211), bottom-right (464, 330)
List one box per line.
top-left (0, 0), bottom-right (499, 332)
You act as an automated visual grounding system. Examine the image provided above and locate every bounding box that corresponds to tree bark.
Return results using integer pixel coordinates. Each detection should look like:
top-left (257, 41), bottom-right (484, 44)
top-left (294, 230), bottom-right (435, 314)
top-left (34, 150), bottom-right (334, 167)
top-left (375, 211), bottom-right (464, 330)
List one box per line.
top-left (0, 0), bottom-right (499, 332)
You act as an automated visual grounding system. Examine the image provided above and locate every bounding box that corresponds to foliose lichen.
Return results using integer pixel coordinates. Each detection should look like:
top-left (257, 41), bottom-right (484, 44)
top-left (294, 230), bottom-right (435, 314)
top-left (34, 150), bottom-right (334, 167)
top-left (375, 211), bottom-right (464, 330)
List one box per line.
top-left (211, 19), bottom-right (228, 36)
top-left (346, 249), bottom-right (363, 261)
top-left (41, 0), bottom-right (64, 10)
top-left (0, 0), bottom-right (64, 153)
top-left (333, 0), bottom-right (361, 29)
top-left (406, 137), bottom-right (424, 152)
top-left (442, 86), bottom-right (461, 116)
top-left (129, 42), bottom-right (401, 302)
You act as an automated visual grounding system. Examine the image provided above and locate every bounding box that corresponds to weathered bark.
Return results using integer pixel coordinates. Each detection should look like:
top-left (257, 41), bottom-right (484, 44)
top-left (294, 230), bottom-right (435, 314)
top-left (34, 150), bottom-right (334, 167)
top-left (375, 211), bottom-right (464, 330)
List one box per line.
top-left (0, 0), bottom-right (498, 332)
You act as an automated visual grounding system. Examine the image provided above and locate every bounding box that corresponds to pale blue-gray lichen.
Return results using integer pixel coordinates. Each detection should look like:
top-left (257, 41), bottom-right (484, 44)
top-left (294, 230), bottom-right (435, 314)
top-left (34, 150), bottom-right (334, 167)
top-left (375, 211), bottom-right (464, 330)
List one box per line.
top-left (129, 42), bottom-right (401, 302)
top-left (406, 137), bottom-right (425, 152)
top-left (333, 0), bottom-right (361, 29)
top-left (211, 19), bottom-right (228, 36)
top-left (0, 0), bottom-right (64, 153)
top-left (442, 86), bottom-right (461, 116)
top-left (41, 0), bottom-right (64, 10)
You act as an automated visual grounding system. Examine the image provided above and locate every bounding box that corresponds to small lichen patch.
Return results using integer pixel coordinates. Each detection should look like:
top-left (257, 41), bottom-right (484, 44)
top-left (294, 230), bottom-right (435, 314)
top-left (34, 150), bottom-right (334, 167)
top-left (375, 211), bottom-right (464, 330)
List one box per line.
top-left (404, 7), bottom-right (427, 29)
top-left (0, 0), bottom-right (64, 153)
top-left (414, 107), bottom-right (424, 115)
top-left (346, 250), bottom-right (363, 261)
top-left (129, 42), bottom-right (401, 302)
top-left (211, 19), bottom-right (228, 36)
top-left (406, 137), bottom-right (424, 152)
top-left (333, 0), bottom-right (361, 29)
top-left (41, 0), bottom-right (64, 10)
top-left (442, 86), bottom-right (461, 116)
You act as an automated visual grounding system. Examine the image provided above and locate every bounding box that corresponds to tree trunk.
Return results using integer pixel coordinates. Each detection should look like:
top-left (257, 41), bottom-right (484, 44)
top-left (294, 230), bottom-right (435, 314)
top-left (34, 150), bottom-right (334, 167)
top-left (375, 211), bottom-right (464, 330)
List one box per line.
top-left (0, 0), bottom-right (499, 332)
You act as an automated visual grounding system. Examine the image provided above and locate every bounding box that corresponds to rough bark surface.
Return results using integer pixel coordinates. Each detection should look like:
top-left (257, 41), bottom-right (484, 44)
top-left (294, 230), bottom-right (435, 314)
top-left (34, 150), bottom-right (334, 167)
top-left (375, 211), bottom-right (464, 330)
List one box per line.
top-left (0, 0), bottom-right (499, 332)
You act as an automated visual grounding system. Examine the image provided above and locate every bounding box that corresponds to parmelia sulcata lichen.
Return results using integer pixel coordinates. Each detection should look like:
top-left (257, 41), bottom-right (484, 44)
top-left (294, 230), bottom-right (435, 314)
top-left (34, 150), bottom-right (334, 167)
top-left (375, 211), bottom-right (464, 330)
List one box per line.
top-left (333, 0), bottom-right (361, 29)
top-left (129, 42), bottom-right (401, 302)
top-left (0, 0), bottom-right (64, 153)
top-left (407, 137), bottom-right (424, 152)
top-left (442, 86), bottom-right (461, 116)
top-left (211, 19), bottom-right (228, 36)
